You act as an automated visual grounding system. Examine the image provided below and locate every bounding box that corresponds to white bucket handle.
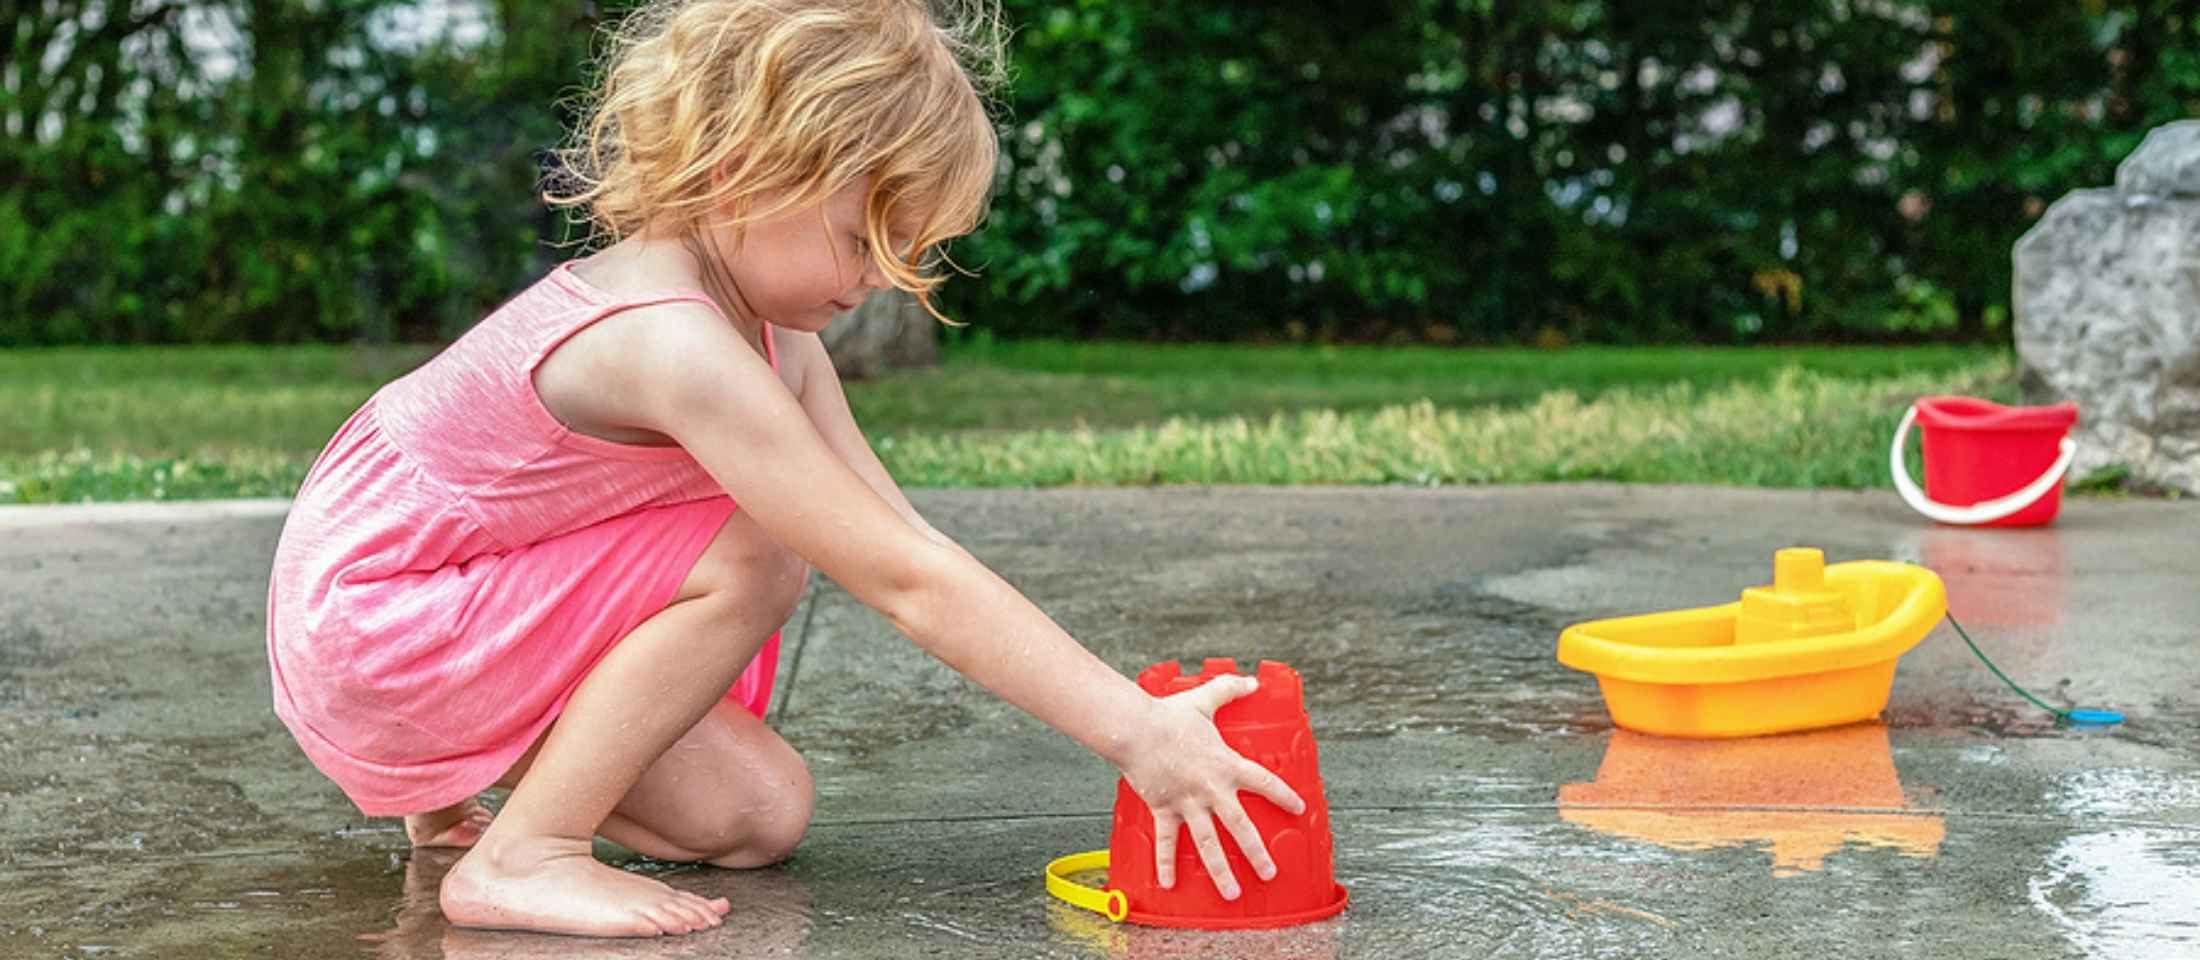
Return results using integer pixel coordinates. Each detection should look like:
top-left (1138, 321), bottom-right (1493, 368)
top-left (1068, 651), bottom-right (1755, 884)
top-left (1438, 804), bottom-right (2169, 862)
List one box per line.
top-left (1889, 404), bottom-right (2076, 525)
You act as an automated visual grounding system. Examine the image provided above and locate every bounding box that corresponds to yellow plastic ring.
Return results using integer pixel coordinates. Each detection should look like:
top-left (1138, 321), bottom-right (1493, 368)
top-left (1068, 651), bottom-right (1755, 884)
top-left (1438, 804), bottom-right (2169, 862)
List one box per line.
top-left (1044, 850), bottom-right (1128, 922)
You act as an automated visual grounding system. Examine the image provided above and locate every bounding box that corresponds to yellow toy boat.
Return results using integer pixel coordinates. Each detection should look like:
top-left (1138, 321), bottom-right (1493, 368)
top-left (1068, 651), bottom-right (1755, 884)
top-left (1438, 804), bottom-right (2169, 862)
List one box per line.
top-left (1556, 548), bottom-right (1947, 738)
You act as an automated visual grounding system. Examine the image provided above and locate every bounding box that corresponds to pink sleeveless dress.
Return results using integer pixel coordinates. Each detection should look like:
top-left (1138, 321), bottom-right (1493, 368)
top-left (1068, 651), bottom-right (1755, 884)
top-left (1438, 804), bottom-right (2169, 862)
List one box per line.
top-left (266, 261), bottom-right (781, 817)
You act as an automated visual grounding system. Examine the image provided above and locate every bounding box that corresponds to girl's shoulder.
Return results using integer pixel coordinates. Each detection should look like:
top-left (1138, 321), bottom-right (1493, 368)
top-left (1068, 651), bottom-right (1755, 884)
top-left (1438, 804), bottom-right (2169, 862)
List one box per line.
top-left (530, 297), bottom-right (720, 442)
top-left (530, 260), bottom-right (798, 450)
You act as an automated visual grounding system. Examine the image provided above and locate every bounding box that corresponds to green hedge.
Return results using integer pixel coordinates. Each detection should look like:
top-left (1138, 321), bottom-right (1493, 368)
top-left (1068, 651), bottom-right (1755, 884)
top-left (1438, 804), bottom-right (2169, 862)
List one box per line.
top-left (5, 1), bottom-right (2195, 346)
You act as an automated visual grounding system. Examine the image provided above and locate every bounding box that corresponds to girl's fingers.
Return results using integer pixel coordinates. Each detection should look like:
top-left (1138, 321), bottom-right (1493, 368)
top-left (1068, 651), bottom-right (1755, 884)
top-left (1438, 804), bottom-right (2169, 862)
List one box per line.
top-left (1180, 675), bottom-right (1259, 718)
top-left (1215, 796), bottom-right (1277, 882)
top-left (1185, 814), bottom-right (1241, 900)
top-left (1240, 760), bottom-right (1307, 816)
top-left (1153, 812), bottom-right (1181, 889)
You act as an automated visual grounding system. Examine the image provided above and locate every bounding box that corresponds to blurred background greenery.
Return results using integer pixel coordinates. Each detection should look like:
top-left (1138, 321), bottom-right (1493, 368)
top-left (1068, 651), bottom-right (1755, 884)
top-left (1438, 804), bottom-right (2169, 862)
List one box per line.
top-left (0, 342), bottom-right (2008, 501)
top-left (9, 0), bottom-right (2194, 348)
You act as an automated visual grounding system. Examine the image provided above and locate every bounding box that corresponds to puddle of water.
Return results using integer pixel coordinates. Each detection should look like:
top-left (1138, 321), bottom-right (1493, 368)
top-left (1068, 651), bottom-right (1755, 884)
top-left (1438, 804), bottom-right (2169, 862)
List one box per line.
top-left (2029, 828), bottom-right (2200, 959)
top-left (1557, 724), bottom-right (1946, 876)
top-left (2049, 767), bottom-right (2200, 820)
top-left (1336, 817), bottom-right (1683, 957)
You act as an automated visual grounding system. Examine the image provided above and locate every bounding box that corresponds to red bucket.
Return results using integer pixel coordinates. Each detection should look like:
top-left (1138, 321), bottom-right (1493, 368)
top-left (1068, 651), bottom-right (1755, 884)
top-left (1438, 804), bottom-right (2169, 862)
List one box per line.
top-left (1104, 659), bottom-right (1348, 929)
top-left (1890, 396), bottom-right (2078, 527)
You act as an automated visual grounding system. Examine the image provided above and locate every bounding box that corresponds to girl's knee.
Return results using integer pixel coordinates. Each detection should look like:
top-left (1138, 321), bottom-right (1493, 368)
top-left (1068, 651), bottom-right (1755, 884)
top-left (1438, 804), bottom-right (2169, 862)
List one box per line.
top-left (715, 758), bottom-right (814, 868)
top-left (691, 751), bottom-right (813, 869)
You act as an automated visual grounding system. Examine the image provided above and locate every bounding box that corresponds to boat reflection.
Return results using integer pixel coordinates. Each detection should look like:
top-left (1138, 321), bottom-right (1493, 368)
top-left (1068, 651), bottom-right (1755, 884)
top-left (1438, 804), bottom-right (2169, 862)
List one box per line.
top-left (1558, 722), bottom-right (1945, 876)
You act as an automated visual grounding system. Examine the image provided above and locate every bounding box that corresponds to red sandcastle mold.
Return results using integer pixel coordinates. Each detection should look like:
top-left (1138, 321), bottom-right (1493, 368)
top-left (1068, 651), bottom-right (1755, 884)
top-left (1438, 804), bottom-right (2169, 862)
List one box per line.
top-left (1105, 658), bottom-right (1348, 929)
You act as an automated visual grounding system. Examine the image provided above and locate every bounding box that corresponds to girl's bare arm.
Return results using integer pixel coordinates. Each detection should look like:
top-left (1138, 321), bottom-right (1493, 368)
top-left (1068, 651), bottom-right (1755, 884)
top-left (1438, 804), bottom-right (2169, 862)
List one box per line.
top-left (777, 328), bottom-right (962, 551)
top-left (594, 304), bottom-right (1301, 896)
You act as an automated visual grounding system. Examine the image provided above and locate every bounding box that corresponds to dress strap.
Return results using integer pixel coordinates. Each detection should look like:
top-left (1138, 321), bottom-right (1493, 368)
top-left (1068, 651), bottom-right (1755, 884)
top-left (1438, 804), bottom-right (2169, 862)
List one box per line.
top-left (602, 287), bottom-right (777, 372)
top-left (525, 290), bottom-right (722, 375)
top-left (540, 263), bottom-right (778, 372)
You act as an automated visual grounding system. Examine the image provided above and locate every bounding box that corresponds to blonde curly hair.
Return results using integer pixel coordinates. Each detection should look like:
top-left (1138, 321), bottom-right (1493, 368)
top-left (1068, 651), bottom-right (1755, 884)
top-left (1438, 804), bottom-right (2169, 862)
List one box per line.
top-left (545, 0), bottom-right (1006, 323)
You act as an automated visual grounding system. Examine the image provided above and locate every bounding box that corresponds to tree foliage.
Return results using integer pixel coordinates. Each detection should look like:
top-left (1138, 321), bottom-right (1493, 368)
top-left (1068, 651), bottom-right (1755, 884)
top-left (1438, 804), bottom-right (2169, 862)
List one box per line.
top-left (956, 0), bottom-right (2195, 343)
top-left (4, 0), bottom-right (2196, 345)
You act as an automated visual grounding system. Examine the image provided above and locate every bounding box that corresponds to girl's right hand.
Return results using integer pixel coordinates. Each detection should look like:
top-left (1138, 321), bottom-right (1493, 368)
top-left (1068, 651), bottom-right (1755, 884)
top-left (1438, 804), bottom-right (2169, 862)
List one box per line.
top-left (1115, 675), bottom-right (1308, 900)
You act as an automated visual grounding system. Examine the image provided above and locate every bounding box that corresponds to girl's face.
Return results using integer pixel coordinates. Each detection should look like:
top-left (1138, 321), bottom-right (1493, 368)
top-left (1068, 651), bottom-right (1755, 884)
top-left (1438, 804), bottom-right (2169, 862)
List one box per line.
top-left (706, 177), bottom-right (908, 332)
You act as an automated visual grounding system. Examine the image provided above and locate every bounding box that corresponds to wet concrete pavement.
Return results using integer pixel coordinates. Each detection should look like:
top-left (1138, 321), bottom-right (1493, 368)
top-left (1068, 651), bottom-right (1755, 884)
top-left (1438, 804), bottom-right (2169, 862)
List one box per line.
top-left (2, 485), bottom-right (2195, 958)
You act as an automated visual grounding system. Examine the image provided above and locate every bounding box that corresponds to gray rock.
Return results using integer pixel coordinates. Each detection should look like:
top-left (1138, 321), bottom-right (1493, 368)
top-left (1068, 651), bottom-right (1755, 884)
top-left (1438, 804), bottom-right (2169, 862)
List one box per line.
top-left (2013, 121), bottom-right (2200, 495)
top-left (2114, 120), bottom-right (2200, 198)
top-left (819, 288), bottom-right (939, 380)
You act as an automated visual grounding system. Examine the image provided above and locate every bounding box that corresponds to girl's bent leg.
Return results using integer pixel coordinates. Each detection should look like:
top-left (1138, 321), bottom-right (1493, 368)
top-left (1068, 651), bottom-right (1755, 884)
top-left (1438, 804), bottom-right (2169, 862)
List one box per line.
top-left (440, 509), bottom-right (809, 938)
top-left (546, 698), bottom-right (814, 869)
top-left (483, 694), bottom-right (814, 869)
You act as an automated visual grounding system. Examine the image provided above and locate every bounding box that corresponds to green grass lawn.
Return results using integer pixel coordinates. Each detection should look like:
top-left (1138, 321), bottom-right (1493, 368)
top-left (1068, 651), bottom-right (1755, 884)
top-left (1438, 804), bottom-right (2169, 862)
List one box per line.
top-left (0, 340), bottom-right (2013, 503)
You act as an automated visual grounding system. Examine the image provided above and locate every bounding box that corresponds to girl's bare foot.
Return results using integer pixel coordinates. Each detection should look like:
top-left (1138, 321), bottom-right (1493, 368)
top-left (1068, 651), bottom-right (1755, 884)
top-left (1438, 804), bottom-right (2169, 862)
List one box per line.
top-left (439, 833), bottom-right (730, 938)
top-left (406, 798), bottom-right (495, 849)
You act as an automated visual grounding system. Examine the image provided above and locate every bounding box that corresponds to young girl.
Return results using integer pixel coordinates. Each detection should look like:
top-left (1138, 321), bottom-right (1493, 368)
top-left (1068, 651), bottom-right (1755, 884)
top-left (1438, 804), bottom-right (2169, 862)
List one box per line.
top-left (266, 0), bottom-right (1302, 939)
